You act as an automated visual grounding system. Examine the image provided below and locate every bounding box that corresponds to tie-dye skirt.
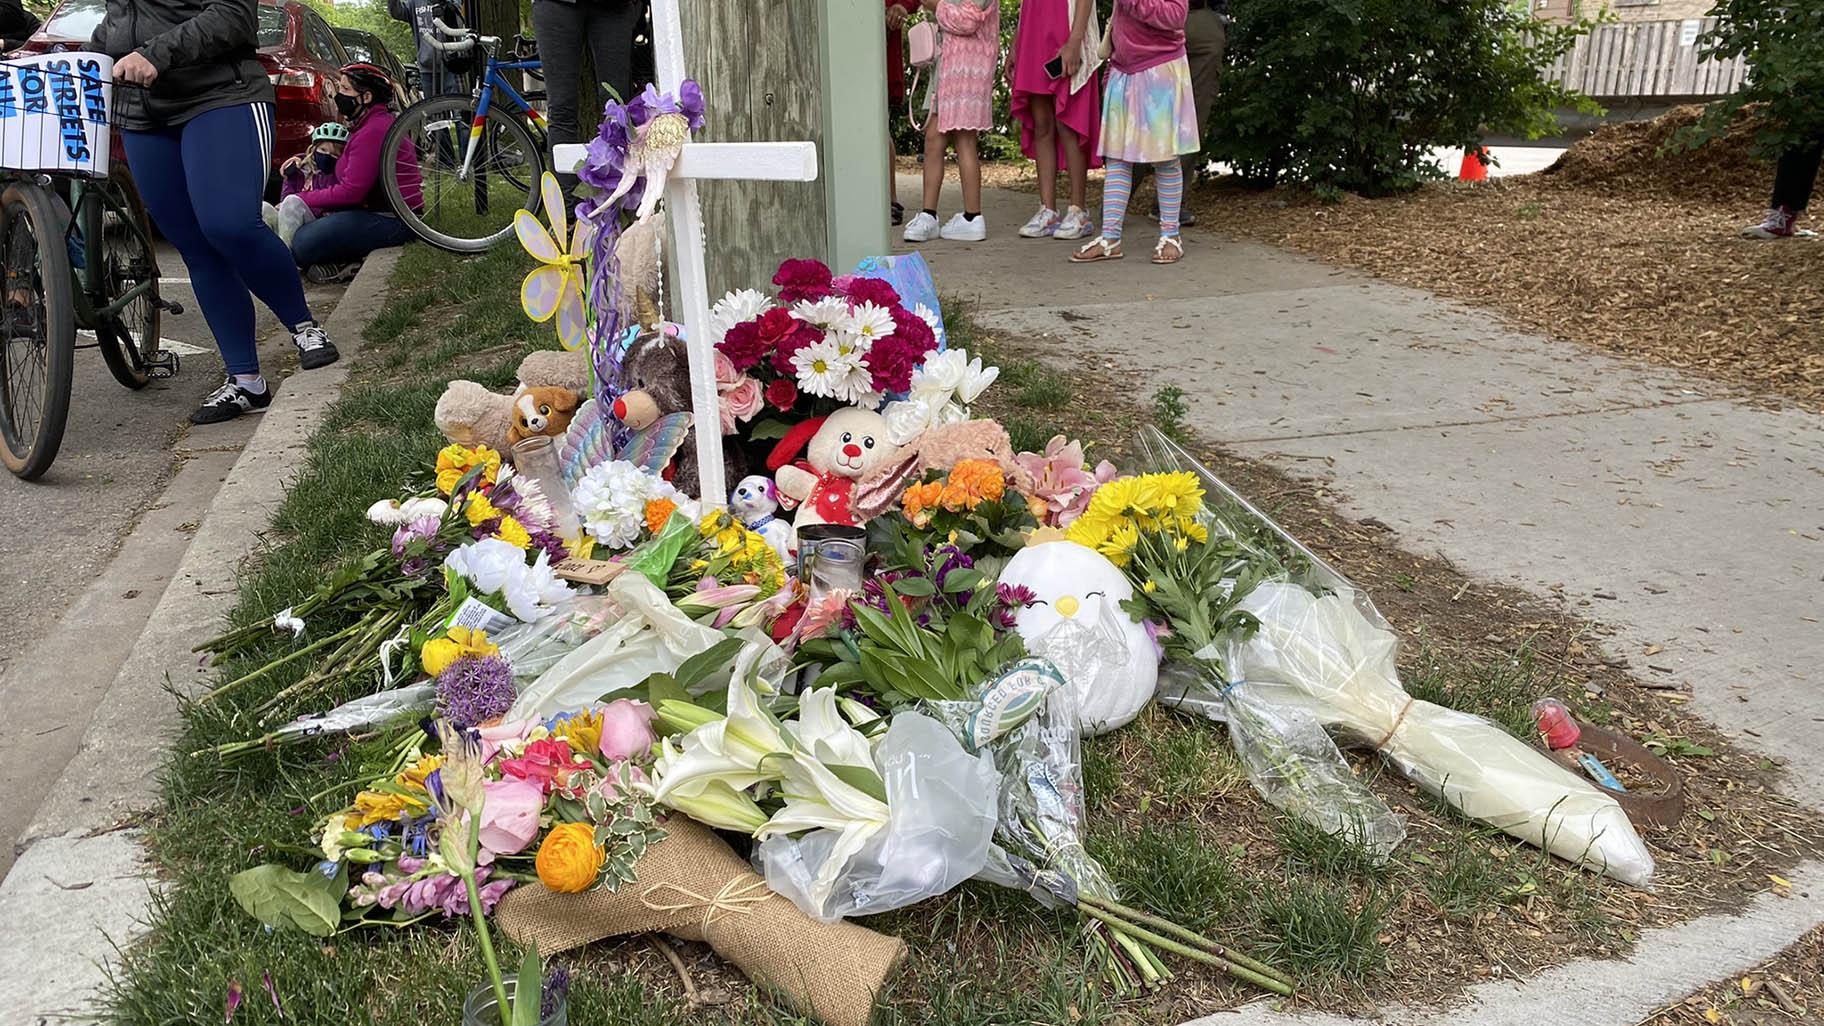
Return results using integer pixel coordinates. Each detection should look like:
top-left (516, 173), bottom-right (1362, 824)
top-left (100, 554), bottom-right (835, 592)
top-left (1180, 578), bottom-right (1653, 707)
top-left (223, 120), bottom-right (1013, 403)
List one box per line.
top-left (1099, 55), bottom-right (1202, 164)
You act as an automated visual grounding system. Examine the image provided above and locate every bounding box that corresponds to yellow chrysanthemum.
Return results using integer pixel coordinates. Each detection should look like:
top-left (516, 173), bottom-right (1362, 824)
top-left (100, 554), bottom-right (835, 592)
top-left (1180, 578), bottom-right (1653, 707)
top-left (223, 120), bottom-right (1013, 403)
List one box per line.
top-left (1096, 519), bottom-right (1141, 567)
top-left (464, 492), bottom-right (502, 527)
top-left (435, 444), bottom-right (501, 495)
top-left (494, 515), bottom-right (531, 549)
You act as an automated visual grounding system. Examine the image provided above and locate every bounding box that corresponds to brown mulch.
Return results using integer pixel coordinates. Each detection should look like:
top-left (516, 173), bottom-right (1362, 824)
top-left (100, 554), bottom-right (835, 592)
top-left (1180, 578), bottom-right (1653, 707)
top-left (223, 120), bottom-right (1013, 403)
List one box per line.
top-left (1641, 925), bottom-right (1822, 1025)
top-left (1182, 108), bottom-right (1824, 411)
top-left (963, 323), bottom-right (1824, 1018)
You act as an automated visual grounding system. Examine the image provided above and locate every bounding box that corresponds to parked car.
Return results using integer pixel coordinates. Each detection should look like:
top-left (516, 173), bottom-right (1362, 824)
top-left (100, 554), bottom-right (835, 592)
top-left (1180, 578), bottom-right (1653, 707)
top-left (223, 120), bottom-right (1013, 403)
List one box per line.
top-left (15, 0), bottom-right (349, 178)
top-left (332, 27), bottom-right (420, 107)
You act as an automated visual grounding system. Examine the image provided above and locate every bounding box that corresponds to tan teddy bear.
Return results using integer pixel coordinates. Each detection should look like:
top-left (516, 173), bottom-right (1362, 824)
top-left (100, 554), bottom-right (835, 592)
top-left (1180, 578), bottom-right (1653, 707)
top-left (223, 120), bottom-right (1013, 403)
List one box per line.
top-left (434, 349), bottom-right (590, 454)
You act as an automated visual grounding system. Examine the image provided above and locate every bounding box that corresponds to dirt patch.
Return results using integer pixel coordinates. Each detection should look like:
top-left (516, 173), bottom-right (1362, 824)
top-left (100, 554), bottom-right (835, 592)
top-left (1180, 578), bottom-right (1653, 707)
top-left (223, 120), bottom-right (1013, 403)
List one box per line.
top-left (966, 322), bottom-right (1824, 1016)
top-left (1642, 924), bottom-right (1822, 1025)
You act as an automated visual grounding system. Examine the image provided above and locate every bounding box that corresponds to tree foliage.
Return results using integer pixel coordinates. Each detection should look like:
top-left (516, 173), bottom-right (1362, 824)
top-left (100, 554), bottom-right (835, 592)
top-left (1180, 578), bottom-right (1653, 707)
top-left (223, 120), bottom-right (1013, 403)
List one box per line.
top-left (300, 0), bottom-right (414, 68)
top-left (1206, 0), bottom-right (1594, 196)
top-left (1685, 0), bottom-right (1824, 155)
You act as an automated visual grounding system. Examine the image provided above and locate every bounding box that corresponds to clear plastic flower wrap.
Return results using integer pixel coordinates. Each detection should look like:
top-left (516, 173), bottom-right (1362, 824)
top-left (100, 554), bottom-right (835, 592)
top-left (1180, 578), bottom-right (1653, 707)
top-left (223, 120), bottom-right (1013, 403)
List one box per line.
top-left (488, 593), bottom-right (629, 681)
top-left (755, 712), bottom-right (999, 923)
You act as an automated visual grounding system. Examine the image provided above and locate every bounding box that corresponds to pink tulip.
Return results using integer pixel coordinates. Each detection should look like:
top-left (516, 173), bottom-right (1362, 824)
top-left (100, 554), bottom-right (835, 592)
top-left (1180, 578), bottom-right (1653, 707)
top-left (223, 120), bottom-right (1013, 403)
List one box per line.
top-left (598, 699), bottom-right (657, 762)
top-left (477, 777), bottom-right (544, 854)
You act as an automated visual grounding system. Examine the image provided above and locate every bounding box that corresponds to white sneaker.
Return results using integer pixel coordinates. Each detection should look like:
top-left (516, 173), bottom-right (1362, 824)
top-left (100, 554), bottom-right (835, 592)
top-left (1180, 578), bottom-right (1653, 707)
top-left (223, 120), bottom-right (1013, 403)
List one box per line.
top-left (939, 212), bottom-right (987, 241)
top-left (1018, 206), bottom-right (1060, 238)
top-left (1054, 206), bottom-right (1093, 240)
top-left (902, 211), bottom-right (940, 243)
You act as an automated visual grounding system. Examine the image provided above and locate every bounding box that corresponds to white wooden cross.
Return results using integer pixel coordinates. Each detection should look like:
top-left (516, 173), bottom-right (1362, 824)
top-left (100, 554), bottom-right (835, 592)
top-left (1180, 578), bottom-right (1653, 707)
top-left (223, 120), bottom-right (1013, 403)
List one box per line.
top-left (554, 0), bottom-right (820, 511)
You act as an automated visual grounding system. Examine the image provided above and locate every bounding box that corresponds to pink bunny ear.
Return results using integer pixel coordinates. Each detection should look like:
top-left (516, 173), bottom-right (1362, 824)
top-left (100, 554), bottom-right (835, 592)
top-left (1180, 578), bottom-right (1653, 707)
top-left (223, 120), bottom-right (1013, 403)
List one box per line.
top-left (854, 451), bottom-right (921, 522)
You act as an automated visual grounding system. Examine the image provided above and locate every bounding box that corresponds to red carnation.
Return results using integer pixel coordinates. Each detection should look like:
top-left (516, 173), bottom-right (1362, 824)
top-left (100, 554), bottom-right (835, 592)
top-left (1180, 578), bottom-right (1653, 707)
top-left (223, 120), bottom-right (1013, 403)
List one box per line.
top-left (770, 321), bottom-right (824, 376)
top-left (773, 259), bottom-right (835, 302)
top-left (765, 377), bottom-right (799, 411)
top-left (841, 276), bottom-right (901, 309)
top-left (891, 304), bottom-right (937, 356)
top-left (753, 307), bottom-right (802, 350)
top-left (862, 335), bottom-right (922, 394)
top-left (717, 319), bottom-right (770, 372)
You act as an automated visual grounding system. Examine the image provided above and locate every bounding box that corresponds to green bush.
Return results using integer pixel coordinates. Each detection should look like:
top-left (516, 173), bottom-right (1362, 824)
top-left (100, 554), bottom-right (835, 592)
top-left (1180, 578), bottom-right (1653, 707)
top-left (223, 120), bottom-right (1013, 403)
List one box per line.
top-left (1685, 0), bottom-right (1824, 154)
top-left (1206, 0), bottom-right (1592, 196)
top-left (301, 0), bottom-right (415, 67)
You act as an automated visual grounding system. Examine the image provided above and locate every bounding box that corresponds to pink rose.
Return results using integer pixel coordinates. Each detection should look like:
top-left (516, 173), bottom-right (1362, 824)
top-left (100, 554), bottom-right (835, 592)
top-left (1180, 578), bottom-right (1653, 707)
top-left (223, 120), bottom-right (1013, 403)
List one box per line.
top-left (718, 375), bottom-right (763, 433)
top-left (474, 718), bottom-right (535, 764)
top-left (714, 350), bottom-right (739, 388)
top-left (477, 777), bottom-right (544, 854)
top-left (598, 699), bottom-right (657, 763)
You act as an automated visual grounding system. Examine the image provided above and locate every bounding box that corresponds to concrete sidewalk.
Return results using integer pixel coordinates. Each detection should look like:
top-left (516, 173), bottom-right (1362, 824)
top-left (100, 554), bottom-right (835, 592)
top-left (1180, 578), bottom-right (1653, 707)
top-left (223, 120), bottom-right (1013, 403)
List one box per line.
top-left (0, 250), bottom-right (399, 1026)
top-left (905, 176), bottom-right (1824, 1022)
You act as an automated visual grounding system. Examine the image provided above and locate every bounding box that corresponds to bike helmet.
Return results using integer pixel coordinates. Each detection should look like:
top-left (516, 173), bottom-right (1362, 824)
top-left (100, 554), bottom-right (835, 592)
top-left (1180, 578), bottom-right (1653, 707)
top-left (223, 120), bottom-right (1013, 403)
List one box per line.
top-left (339, 62), bottom-right (395, 105)
top-left (311, 122), bottom-right (350, 145)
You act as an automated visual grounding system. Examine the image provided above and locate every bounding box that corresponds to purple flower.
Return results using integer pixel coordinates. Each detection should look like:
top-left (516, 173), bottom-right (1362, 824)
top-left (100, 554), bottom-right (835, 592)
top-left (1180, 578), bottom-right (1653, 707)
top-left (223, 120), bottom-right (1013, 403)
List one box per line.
top-left (435, 655), bottom-right (516, 730)
top-left (541, 965), bottom-right (571, 1019)
top-left (391, 516), bottom-right (439, 557)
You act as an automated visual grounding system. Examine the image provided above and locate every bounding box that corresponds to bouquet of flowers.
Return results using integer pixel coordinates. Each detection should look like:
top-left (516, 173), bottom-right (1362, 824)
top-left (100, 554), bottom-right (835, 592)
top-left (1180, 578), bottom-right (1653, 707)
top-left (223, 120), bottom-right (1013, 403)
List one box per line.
top-left (710, 258), bottom-right (941, 435)
top-left (896, 457), bottom-right (1036, 556)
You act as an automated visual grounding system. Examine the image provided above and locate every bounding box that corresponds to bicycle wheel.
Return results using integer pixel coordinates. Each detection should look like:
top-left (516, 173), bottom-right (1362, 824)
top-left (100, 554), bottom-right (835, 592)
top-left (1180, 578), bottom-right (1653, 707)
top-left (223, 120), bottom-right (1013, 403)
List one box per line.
top-left (0, 182), bottom-right (75, 479)
top-left (94, 163), bottom-right (162, 390)
top-left (384, 95), bottom-right (544, 252)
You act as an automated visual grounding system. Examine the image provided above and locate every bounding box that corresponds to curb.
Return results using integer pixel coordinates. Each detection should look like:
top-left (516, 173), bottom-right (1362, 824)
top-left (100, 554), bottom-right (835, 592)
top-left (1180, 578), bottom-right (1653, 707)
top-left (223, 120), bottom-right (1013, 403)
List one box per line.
top-left (0, 248), bottom-right (402, 1025)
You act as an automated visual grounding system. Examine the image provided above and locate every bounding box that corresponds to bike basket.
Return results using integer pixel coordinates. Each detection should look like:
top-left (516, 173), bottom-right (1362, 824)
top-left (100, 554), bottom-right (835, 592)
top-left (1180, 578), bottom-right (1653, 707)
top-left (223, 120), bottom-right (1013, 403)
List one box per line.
top-left (0, 52), bottom-right (114, 177)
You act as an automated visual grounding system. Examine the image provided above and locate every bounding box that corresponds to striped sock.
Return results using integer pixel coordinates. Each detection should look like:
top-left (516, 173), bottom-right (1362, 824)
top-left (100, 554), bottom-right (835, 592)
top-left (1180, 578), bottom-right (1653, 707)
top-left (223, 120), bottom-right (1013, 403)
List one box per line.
top-left (1101, 159), bottom-right (1134, 240)
top-left (1156, 159), bottom-right (1184, 237)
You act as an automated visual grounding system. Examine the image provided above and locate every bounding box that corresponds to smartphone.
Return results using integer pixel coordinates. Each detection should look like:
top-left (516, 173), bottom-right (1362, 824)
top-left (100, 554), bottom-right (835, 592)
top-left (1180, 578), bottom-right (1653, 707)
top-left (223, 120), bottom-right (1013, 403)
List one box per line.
top-left (1044, 55), bottom-right (1065, 79)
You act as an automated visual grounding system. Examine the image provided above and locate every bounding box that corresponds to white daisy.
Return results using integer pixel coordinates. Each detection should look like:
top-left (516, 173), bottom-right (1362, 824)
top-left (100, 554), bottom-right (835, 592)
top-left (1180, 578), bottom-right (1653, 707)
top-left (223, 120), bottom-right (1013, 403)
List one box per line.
top-left (792, 337), bottom-right (856, 399)
top-left (708, 288), bottom-right (774, 344)
top-left (841, 301), bottom-right (896, 346)
top-left (791, 296), bottom-right (850, 331)
top-left (828, 326), bottom-right (873, 360)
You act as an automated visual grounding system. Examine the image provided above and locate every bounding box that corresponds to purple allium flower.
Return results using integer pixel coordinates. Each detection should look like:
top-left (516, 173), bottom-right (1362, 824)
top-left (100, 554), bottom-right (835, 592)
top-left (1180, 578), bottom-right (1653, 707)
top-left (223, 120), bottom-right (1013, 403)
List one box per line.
top-left (435, 656), bottom-right (516, 730)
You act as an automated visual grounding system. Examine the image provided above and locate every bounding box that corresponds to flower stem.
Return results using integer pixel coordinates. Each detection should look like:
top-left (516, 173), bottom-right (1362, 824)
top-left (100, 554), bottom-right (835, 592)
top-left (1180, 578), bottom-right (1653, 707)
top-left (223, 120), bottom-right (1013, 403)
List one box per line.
top-left (1077, 893), bottom-right (1292, 987)
top-left (1078, 903), bottom-right (1294, 996)
top-left (198, 624), bottom-right (361, 706)
top-left (463, 819), bottom-right (513, 1021)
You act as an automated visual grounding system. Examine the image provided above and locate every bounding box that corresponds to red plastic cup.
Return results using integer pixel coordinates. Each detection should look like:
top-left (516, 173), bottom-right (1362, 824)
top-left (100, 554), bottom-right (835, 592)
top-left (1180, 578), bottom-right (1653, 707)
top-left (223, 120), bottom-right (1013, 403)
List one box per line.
top-left (1532, 698), bottom-right (1581, 750)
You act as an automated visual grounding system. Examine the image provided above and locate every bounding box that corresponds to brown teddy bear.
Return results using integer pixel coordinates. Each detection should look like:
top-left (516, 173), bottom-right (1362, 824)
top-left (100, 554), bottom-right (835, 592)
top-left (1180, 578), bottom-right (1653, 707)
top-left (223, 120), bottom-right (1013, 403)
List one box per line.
top-left (611, 329), bottom-right (746, 498)
top-left (507, 386), bottom-right (582, 447)
top-left (434, 349), bottom-right (590, 454)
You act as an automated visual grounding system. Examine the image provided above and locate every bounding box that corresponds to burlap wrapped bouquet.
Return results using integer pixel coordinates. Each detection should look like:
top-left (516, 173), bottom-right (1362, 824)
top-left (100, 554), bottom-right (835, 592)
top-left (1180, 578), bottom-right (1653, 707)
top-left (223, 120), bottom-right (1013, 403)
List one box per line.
top-left (496, 817), bottom-right (906, 1026)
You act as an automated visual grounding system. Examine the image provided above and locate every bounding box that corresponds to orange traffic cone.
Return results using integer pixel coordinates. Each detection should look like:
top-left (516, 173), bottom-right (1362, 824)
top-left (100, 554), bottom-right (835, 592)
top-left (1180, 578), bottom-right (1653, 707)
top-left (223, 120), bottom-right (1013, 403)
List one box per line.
top-left (1459, 147), bottom-right (1490, 181)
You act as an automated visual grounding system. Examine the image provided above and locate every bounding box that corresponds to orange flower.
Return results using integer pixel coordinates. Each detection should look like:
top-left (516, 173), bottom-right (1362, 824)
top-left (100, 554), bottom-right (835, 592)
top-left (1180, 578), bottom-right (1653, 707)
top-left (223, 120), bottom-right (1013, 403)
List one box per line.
top-left (937, 483), bottom-right (970, 512)
top-left (947, 459), bottom-right (1005, 508)
top-left (644, 497), bottom-right (678, 535)
top-left (901, 481), bottom-right (944, 525)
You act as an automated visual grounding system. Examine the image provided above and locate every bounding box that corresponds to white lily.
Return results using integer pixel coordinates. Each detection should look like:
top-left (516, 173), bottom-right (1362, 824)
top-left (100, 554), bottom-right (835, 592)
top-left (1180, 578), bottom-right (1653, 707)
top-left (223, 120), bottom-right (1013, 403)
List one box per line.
top-left (882, 392), bottom-right (966, 446)
top-left (756, 689), bottom-right (890, 910)
top-left (652, 739), bottom-right (773, 833)
top-left (651, 671), bottom-right (791, 811)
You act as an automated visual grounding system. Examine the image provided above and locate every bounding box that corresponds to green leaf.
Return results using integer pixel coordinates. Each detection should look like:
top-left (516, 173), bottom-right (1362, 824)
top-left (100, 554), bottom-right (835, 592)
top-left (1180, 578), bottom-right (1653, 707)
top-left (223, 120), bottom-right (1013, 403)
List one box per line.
top-left (229, 863), bottom-right (345, 937)
top-left (512, 946), bottom-right (542, 1026)
top-left (891, 576), bottom-right (937, 597)
top-left (827, 763), bottom-right (890, 804)
top-left (941, 568), bottom-right (984, 594)
top-left (747, 418), bottom-right (792, 441)
top-left (674, 636), bottom-right (745, 691)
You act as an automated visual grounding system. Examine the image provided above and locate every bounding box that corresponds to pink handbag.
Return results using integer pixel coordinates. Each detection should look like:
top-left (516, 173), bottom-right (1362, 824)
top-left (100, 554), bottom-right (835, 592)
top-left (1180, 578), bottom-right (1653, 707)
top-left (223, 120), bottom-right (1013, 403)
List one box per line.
top-left (907, 20), bottom-right (937, 67)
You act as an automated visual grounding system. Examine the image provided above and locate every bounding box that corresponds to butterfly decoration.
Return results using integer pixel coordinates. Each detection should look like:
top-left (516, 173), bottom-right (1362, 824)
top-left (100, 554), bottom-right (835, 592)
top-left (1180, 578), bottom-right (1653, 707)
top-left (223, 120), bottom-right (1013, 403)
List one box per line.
top-left (516, 173), bottom-right (596, 351)
top-left (557, 398), bottom-right (693, 491)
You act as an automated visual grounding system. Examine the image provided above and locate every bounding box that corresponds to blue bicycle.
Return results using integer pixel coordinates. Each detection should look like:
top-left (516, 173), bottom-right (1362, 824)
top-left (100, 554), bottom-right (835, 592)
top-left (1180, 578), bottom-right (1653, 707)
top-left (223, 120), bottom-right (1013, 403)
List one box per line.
top-left (380, 20), bottom-right (548, 252)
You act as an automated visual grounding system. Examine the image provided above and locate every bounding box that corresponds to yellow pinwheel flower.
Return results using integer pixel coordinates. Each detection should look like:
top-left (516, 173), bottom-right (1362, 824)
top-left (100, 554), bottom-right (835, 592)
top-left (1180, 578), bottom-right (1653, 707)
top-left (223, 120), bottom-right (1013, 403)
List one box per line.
top-left (516, 173), bottom-right (596, 351)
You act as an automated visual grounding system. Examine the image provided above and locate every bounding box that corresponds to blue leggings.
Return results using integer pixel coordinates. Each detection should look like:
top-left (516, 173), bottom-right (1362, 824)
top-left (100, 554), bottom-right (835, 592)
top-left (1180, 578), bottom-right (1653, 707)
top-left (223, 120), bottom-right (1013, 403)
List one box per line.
top-left (122, 103), bottom-right (314, 376)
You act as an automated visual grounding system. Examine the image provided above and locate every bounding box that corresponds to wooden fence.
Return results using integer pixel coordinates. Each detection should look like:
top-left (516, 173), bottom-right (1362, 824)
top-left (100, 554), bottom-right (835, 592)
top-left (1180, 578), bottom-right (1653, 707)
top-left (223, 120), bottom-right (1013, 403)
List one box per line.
top-left (1542, 17), bottom-right (1749, 99)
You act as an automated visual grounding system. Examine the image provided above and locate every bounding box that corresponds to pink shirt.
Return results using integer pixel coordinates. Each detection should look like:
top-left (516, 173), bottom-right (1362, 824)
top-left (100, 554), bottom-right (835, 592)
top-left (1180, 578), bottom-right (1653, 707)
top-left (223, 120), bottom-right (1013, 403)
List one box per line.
top-left (1109, 0), bottom-right (1187, 74)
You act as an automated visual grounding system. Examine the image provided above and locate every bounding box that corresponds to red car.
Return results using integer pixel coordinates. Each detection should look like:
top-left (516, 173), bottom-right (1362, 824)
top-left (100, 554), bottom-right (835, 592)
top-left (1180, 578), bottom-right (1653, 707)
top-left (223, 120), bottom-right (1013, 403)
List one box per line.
top-left (16, 0), bottom-right (356, 177)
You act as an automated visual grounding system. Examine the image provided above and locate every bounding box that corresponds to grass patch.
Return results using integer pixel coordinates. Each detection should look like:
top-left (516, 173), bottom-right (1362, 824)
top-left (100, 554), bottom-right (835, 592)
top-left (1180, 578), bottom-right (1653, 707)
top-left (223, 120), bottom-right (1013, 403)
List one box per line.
top-left (999, 357), bottom-right (1074, 411)
top-left (1252, 881), bottom-right (1390, 983)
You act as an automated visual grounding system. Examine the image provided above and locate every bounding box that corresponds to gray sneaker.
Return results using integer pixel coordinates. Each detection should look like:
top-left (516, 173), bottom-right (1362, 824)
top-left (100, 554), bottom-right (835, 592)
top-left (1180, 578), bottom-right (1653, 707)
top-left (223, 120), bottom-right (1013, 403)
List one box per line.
top-left (1053, 206), bottom-right (1093, 240)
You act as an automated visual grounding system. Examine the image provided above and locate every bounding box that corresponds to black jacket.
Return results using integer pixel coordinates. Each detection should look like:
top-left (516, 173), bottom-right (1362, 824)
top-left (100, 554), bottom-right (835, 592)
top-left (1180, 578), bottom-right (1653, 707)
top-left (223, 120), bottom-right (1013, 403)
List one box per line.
top-left (0, 0), bottom-right (40, 46)
top-left (89, 0), bottom-right (275, 130)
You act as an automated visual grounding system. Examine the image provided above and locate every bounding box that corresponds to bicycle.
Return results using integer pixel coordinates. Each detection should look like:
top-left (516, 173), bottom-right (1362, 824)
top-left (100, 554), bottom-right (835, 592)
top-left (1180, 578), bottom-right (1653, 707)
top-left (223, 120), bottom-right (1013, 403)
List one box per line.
top-left (0, 56), bottom-right (178, 480)
top-left (381, 21), bottom-right (549, 252)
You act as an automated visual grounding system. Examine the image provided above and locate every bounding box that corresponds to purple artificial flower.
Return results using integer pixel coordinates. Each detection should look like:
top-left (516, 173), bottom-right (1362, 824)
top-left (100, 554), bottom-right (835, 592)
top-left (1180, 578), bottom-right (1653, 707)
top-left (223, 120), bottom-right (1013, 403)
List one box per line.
top-left (579, 101), bottom-right (633, 194)
top-left (435, 655), bottom-right (517, 730)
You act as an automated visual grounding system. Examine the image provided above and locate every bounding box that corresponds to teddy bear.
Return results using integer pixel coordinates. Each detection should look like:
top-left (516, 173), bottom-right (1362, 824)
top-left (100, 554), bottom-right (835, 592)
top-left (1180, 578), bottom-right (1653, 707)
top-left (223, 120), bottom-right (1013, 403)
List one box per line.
top-left (767, 407), bottom-right (907, 542)
top-left (434, 348), bottom-right (592, 454)
top-left (611, 329), bottom-right (746, 498)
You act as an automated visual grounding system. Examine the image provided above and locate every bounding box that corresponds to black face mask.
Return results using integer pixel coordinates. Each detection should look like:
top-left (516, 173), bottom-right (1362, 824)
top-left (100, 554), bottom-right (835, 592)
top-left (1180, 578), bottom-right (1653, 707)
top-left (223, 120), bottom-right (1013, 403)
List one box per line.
top-left (334, 93), bottom-right (361, 118)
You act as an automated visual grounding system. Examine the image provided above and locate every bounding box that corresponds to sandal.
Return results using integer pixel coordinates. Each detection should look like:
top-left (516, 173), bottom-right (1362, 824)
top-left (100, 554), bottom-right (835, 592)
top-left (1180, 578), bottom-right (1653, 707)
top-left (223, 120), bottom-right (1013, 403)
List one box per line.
top-left (1069, 236), bottom-right (1124, 263)
top-left (1152, 235), bottom-right (1184, 265)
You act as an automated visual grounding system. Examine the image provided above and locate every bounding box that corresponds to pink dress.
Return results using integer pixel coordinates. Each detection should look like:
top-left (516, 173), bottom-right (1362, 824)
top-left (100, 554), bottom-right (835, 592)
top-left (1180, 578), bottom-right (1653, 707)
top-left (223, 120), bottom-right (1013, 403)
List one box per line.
top-left (1009, 0), bottom-right (1101, 168)
top-left (930, 0), bottom-right (998, 133)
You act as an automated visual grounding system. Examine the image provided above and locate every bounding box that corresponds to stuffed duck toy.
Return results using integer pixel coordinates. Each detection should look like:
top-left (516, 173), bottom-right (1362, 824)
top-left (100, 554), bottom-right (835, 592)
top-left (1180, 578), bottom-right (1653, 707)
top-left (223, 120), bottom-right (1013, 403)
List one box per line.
top-left (997, 540), bottom-right (1161, 735)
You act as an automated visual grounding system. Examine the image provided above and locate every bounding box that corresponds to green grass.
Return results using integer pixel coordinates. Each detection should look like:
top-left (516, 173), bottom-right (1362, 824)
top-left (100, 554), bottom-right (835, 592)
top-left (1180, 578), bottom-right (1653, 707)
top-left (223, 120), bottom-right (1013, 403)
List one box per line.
top-left (104, 257), bottom-right (1638, 1026)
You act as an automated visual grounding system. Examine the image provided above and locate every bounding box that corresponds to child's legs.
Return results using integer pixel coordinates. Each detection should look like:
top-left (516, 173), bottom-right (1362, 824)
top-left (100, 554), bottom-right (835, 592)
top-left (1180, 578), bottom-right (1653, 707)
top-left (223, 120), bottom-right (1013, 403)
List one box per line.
top-left (1060, 127), bottom-right (1088, 210)
top-left (921, 120), bottom-right (947, 211)
top-left (955, 131), bottom-right (981, 213)
top-left (1026, 94), bottom-right (1059, 210)
top-left (1100, 159), bottom-right (1134, 239)
top-left (180, 105), bottom-right (316, 334)
top-left (1154, 159), bottom-right (1184, 236)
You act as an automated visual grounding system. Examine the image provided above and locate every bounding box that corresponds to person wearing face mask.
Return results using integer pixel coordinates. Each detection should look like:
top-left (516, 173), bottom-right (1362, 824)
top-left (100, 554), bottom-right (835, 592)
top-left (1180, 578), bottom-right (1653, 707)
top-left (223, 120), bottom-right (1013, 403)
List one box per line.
top-left (89, 0), bottom-right (339, 424)
top-left (289, 63), bottom-right (424, 281)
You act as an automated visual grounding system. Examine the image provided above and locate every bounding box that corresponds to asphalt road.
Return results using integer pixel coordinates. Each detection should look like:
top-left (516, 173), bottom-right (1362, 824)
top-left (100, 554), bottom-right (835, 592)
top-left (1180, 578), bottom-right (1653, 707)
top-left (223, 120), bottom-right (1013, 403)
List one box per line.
top-left (0, 241), bottom-right (346, 699)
